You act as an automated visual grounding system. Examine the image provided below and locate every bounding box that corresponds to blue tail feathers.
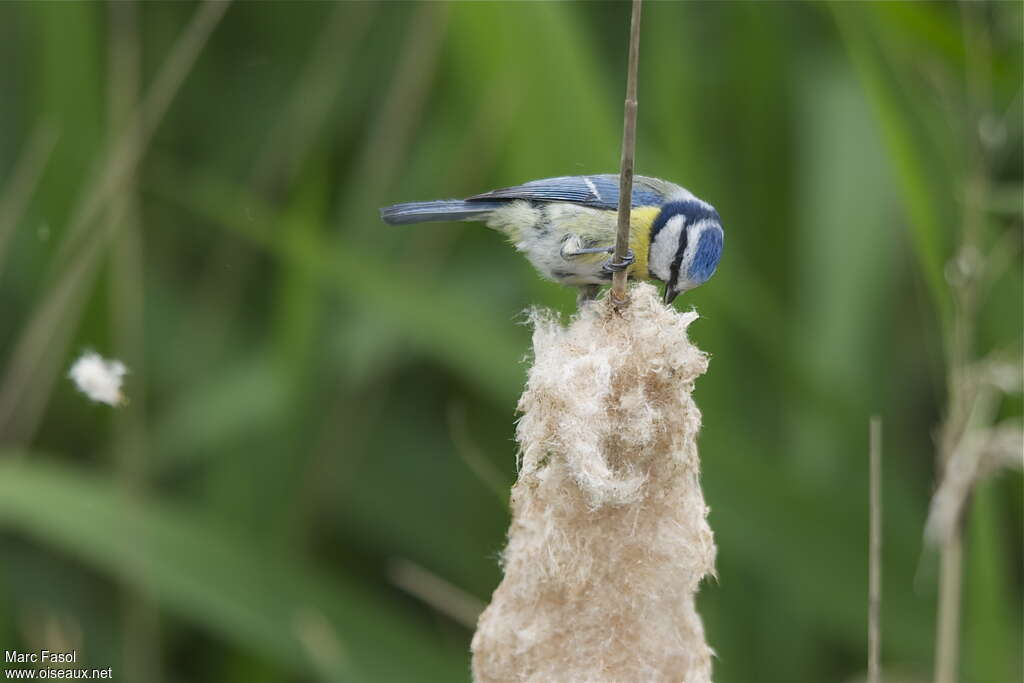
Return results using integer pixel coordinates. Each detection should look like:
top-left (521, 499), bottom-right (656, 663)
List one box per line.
top-left (379, 199), bottom-right (502, 226)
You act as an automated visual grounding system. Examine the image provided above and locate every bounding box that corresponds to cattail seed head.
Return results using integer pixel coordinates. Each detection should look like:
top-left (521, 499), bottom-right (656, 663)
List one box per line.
top-left (473, 282), bottom-right (716, 683)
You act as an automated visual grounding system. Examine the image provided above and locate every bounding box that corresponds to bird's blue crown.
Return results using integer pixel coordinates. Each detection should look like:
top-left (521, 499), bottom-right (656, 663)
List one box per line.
top-left (650, 200), bottom-right (720, 244)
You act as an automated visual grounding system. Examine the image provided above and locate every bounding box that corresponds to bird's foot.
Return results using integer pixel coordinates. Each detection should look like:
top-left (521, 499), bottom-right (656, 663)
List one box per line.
top-left (600, 248), bottom-right (635, 275)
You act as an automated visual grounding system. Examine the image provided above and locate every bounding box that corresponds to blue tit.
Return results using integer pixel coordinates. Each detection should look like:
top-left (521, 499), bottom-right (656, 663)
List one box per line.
top-left (380, 174), bottom-right (723, 304)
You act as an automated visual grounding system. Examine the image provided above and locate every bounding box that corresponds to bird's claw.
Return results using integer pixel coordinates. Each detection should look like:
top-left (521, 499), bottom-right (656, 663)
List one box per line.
top-left (601, 248), bottom-right (635, 275)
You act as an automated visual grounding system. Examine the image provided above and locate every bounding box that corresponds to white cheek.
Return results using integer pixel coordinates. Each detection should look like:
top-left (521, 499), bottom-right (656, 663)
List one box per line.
top-left (649, 215), bottom-right (685, 280)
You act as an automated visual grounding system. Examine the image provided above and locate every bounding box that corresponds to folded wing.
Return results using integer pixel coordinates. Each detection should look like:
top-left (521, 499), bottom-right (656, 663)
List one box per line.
top-left (466, 174), bottom-right (688, 210)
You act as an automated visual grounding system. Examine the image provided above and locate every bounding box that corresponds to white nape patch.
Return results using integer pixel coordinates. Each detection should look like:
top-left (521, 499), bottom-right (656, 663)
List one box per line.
top-left (666, 186), bottom-right (697, 203)
top-left (68, 351), bottom-right (127, 406)
top-left (674, 219), bottom-right (716, 291)
top-left (648, 214), bottom-right (685, 281)
top-left (584, 177), bottom-right (601, 201)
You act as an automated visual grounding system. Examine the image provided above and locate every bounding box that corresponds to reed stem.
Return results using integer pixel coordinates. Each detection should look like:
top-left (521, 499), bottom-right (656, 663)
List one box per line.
top-left (610, 0), bottom-right (643, 304)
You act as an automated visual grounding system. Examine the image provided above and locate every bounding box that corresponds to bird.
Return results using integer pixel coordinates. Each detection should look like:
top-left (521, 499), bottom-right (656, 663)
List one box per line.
top-left (380, 174), bottom-right (723, 304)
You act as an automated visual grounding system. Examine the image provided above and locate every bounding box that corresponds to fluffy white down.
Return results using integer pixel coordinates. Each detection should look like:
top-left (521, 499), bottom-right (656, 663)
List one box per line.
top-left (68, 351), bottom-right (127, 406)
top-left (472, 283), bottom-right (716, 683)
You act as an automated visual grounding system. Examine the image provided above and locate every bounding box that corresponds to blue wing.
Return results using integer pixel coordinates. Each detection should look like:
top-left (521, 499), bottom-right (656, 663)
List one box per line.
top-left (465, 174), bottom-right (687, 210)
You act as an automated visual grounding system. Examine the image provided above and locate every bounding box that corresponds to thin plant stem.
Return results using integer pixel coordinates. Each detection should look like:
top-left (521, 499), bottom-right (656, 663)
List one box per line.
top-left (53, 0), bottom-right (231, 271)
top-left (868, 416), bottom-right (882, 683)
top-left (610, 0), bottom-right (642, 305)
top-left (389, 558), bottom-right (485, 629)
top-left (447, 402), bottom-right (512, 508)
top-left (933, 7), bottom-right (994, 682)
top-left (107, 2), bottom-right (160, 682)
top-left (935, 528), bottom-right (963, 683)
top-left (252, 1), bottom-right (373, 192)
top-left (349, 1), bottom-right (449, 229)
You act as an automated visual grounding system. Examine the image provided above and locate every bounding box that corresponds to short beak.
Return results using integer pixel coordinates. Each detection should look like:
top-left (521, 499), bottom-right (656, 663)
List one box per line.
top-left (663, 287), bottom-right (679, 305)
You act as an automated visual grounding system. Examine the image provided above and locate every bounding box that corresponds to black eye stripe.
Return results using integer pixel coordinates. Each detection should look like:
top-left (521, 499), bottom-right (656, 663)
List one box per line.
top-left (668, 224), bottom-right (688, 289)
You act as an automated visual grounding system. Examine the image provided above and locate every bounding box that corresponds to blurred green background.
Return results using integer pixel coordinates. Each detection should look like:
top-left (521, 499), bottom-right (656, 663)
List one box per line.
top-left (0, 1), bottom-right (1021, 681)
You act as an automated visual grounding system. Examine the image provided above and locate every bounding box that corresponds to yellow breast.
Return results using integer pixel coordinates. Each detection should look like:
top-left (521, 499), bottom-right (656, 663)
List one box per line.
top-left (627, 206), bottom-right (660, 281)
